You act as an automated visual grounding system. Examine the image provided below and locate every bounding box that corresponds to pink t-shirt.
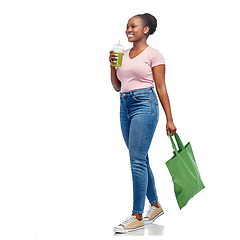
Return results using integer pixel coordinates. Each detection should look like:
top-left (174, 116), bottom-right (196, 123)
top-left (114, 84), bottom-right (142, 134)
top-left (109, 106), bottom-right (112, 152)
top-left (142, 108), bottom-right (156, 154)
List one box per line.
top-left (116, 46), bottom-right (165, 92)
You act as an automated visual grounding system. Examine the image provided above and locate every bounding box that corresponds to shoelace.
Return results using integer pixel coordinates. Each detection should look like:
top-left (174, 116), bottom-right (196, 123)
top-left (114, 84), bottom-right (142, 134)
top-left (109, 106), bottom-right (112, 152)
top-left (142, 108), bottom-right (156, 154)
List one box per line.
top-left (121, 216), bottom-right (136, 227)
top-left (146, 205), bottom-right (155, 218)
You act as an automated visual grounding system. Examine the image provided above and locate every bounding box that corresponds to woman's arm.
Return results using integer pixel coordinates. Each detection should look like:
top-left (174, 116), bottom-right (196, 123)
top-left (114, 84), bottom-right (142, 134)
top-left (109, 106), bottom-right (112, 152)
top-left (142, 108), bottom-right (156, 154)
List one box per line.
top-left (152, 64), bottom-right (177, 136)
top-left (109, 51), bottom-right (121, 92)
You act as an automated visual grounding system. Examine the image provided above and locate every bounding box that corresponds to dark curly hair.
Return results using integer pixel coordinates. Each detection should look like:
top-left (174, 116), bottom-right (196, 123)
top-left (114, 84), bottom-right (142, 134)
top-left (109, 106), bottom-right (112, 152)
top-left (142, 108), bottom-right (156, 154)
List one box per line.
top-left (134, 13), bottom-right (157, 37)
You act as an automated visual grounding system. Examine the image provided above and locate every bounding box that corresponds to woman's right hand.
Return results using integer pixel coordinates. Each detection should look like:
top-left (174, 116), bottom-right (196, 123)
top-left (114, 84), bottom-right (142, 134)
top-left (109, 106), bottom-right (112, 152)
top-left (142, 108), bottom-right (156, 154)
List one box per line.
top-left (109, 51), bottom-right (118, 66)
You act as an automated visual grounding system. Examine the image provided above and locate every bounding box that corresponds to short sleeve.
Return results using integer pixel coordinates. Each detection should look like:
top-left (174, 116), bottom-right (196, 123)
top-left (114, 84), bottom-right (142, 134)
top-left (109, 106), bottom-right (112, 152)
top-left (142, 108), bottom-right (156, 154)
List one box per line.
top-left (150, 48), bottom-right (165, 68)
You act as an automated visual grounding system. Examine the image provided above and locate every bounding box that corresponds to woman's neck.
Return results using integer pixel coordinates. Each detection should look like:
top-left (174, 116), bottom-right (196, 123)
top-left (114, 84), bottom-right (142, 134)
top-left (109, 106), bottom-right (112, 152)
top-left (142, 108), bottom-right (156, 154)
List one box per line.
top-left (132, 39), bottom-right (148, 52)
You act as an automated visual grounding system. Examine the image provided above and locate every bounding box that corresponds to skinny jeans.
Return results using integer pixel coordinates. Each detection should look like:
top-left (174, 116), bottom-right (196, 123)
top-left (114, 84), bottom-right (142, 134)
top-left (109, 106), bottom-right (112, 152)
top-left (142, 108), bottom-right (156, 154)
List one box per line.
top-left (120, 87), bottom-right (159, 214)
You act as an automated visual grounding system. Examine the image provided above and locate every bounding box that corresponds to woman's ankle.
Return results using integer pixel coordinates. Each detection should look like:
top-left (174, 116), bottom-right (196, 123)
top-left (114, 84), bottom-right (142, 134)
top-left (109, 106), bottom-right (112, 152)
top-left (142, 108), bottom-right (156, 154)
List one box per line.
top-left (132, 213), bottom-right (143, 221)
top-left (151, 202), bottom-right (160, 208)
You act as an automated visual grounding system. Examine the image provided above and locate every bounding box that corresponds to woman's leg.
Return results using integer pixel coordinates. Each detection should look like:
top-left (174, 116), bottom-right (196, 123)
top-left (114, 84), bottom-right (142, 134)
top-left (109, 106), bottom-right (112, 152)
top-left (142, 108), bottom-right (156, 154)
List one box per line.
top-left (128, 100), bottom-right (159, 215)
top-left (146, 154), bottom-right (159, 205)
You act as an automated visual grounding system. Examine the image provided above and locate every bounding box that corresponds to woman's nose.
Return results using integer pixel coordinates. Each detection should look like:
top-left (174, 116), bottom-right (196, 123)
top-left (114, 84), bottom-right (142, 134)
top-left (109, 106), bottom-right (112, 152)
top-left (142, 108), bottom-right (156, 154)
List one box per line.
top-left (127, 27), bottom-right (132, 33)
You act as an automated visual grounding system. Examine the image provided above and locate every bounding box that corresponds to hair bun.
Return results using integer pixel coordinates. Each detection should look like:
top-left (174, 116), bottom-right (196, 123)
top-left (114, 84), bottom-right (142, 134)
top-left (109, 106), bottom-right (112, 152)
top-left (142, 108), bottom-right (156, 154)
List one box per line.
top-left (135, 13), bottom-right (157, 36)
top-left (143, 13), bottom-right (157, 35)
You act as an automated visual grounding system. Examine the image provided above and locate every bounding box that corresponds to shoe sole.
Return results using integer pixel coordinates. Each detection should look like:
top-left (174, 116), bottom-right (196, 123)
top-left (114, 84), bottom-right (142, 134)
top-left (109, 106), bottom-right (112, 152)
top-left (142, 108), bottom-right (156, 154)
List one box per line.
top-left (113, 225), bottom-right (145, 233)
top-left (143, 211), bottom-right (164, 225)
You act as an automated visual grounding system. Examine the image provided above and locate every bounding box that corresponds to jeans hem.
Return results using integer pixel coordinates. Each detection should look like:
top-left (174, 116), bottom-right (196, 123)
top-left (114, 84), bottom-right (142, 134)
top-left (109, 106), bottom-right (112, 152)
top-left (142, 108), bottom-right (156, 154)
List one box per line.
top-left (149, 199), bottom-right (158, 205)
top-left (132, 210), bottom-right (144, 214)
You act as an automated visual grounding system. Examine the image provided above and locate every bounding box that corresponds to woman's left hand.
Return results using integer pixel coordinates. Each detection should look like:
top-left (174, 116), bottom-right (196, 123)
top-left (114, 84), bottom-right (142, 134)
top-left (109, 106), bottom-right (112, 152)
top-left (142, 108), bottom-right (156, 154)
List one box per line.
top-left (166, 121), bottom-right (177, 136)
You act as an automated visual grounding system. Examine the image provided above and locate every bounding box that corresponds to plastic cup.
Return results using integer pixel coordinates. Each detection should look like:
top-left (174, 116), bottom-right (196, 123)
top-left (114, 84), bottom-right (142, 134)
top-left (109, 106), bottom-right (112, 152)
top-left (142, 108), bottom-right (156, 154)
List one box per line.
top-left (112, 44), bottom-right (124, 67)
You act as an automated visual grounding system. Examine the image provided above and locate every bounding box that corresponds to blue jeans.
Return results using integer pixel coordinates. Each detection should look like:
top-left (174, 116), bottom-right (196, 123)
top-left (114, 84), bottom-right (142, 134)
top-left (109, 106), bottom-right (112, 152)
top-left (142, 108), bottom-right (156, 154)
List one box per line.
top-left (120, 87), bottom-right (159, 214)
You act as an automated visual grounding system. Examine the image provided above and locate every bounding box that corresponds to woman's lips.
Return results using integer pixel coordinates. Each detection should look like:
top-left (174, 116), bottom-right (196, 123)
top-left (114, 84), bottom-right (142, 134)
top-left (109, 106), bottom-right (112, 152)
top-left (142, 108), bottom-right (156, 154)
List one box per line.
top-left (127, 34), bottom-right (134, 38)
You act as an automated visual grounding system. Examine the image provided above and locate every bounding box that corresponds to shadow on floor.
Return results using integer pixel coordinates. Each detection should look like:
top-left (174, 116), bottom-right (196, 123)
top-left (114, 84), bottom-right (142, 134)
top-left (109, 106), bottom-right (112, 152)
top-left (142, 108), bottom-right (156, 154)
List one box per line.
top-left (114, 223), bottom-right (164, 236)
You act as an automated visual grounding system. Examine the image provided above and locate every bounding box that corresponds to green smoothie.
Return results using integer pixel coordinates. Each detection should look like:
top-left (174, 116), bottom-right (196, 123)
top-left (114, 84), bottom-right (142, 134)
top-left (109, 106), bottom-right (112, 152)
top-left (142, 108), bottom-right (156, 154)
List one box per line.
top-left (112, 52), bottom-right (123, 67)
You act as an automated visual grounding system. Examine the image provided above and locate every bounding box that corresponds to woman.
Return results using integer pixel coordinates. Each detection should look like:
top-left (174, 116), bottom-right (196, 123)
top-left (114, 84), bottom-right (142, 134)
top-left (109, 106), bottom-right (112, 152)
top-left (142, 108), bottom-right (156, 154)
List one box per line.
top-left (109, 13), bottom-right (177, 233)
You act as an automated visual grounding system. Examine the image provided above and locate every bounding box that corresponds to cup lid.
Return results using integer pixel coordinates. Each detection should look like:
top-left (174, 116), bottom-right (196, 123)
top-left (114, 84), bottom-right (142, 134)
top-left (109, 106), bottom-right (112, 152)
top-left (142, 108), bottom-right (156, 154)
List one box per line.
top-left (112, 44), bottom-right (124, 52)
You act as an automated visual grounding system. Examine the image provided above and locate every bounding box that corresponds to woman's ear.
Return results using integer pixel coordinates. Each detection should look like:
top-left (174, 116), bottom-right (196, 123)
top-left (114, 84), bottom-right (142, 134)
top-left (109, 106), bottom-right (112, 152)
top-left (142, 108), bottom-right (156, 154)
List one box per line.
top-left (143, 26), bottom-right (150, 35)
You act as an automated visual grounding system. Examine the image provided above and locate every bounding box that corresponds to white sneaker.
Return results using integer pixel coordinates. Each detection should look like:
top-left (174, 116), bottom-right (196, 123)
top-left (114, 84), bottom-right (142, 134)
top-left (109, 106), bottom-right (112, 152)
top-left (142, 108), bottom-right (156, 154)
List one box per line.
top-left (113, 215), bottom-right (145, 233)
top-left (143, 205), bottom-right (164, 225)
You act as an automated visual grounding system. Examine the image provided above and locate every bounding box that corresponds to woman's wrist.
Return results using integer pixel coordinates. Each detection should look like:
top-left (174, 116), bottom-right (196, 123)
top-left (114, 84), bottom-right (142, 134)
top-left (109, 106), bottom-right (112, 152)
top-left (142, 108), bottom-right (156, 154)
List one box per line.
top-left (167, 117), bottom-right (174, 123)
top-left (110, 65), bottom-right (116, 70)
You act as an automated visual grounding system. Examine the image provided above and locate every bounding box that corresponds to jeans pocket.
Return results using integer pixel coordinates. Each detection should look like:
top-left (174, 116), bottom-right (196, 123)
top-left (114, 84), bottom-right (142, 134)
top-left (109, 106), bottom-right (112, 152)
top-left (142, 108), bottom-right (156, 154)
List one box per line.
top-left (132, 93), bottom-right (151, 102)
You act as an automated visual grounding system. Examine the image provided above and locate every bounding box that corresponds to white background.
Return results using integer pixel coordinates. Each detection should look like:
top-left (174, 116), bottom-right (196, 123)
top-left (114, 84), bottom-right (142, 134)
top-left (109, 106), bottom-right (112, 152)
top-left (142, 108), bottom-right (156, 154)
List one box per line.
top-left (0, 0), bottom-right (240, 239)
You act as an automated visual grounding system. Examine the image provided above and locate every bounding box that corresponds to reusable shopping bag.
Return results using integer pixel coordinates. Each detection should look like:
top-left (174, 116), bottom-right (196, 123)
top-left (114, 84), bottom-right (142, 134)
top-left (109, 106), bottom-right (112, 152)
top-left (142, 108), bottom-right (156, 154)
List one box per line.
top-left (165, 133), bottom-right (205, 209)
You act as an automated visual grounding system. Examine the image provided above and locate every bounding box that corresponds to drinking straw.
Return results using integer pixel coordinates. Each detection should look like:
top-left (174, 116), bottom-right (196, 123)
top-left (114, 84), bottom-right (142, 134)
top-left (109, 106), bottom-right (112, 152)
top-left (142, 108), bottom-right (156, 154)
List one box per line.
top-left (117, 40), bottom-right (120, 52)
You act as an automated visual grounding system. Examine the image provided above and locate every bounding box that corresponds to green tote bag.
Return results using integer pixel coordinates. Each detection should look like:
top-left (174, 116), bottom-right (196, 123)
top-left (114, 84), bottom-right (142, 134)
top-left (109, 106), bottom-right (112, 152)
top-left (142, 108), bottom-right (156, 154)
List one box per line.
top-left (165, 133), bottom-right (205, 209)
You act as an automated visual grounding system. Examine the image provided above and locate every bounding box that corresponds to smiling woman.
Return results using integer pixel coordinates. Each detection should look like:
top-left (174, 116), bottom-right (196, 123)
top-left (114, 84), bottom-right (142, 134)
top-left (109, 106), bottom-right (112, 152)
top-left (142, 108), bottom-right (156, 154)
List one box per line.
top-left (109, 13), bottom-right (177, 234)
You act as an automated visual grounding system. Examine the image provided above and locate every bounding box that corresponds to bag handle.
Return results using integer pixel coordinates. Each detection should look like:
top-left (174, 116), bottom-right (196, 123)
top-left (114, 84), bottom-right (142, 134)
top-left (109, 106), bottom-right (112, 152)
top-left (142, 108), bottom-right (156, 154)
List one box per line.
top-left (174, 133), bottom-right (184, 151)
top-left (169, 132), bottom-right (185, 155)
top-left (169, 132), bottom-right (178, 155)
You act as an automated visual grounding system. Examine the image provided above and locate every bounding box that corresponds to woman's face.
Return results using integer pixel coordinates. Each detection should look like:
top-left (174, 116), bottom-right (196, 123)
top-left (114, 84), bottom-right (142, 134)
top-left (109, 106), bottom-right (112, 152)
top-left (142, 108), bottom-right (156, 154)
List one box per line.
top-left (126, 17), bottom-right (148, 42)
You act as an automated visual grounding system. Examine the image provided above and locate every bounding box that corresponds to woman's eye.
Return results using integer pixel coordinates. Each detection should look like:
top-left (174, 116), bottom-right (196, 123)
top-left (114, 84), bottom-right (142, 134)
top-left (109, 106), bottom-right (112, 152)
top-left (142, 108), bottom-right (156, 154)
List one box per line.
top-left (126, 25), bottom-right (137, 30)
